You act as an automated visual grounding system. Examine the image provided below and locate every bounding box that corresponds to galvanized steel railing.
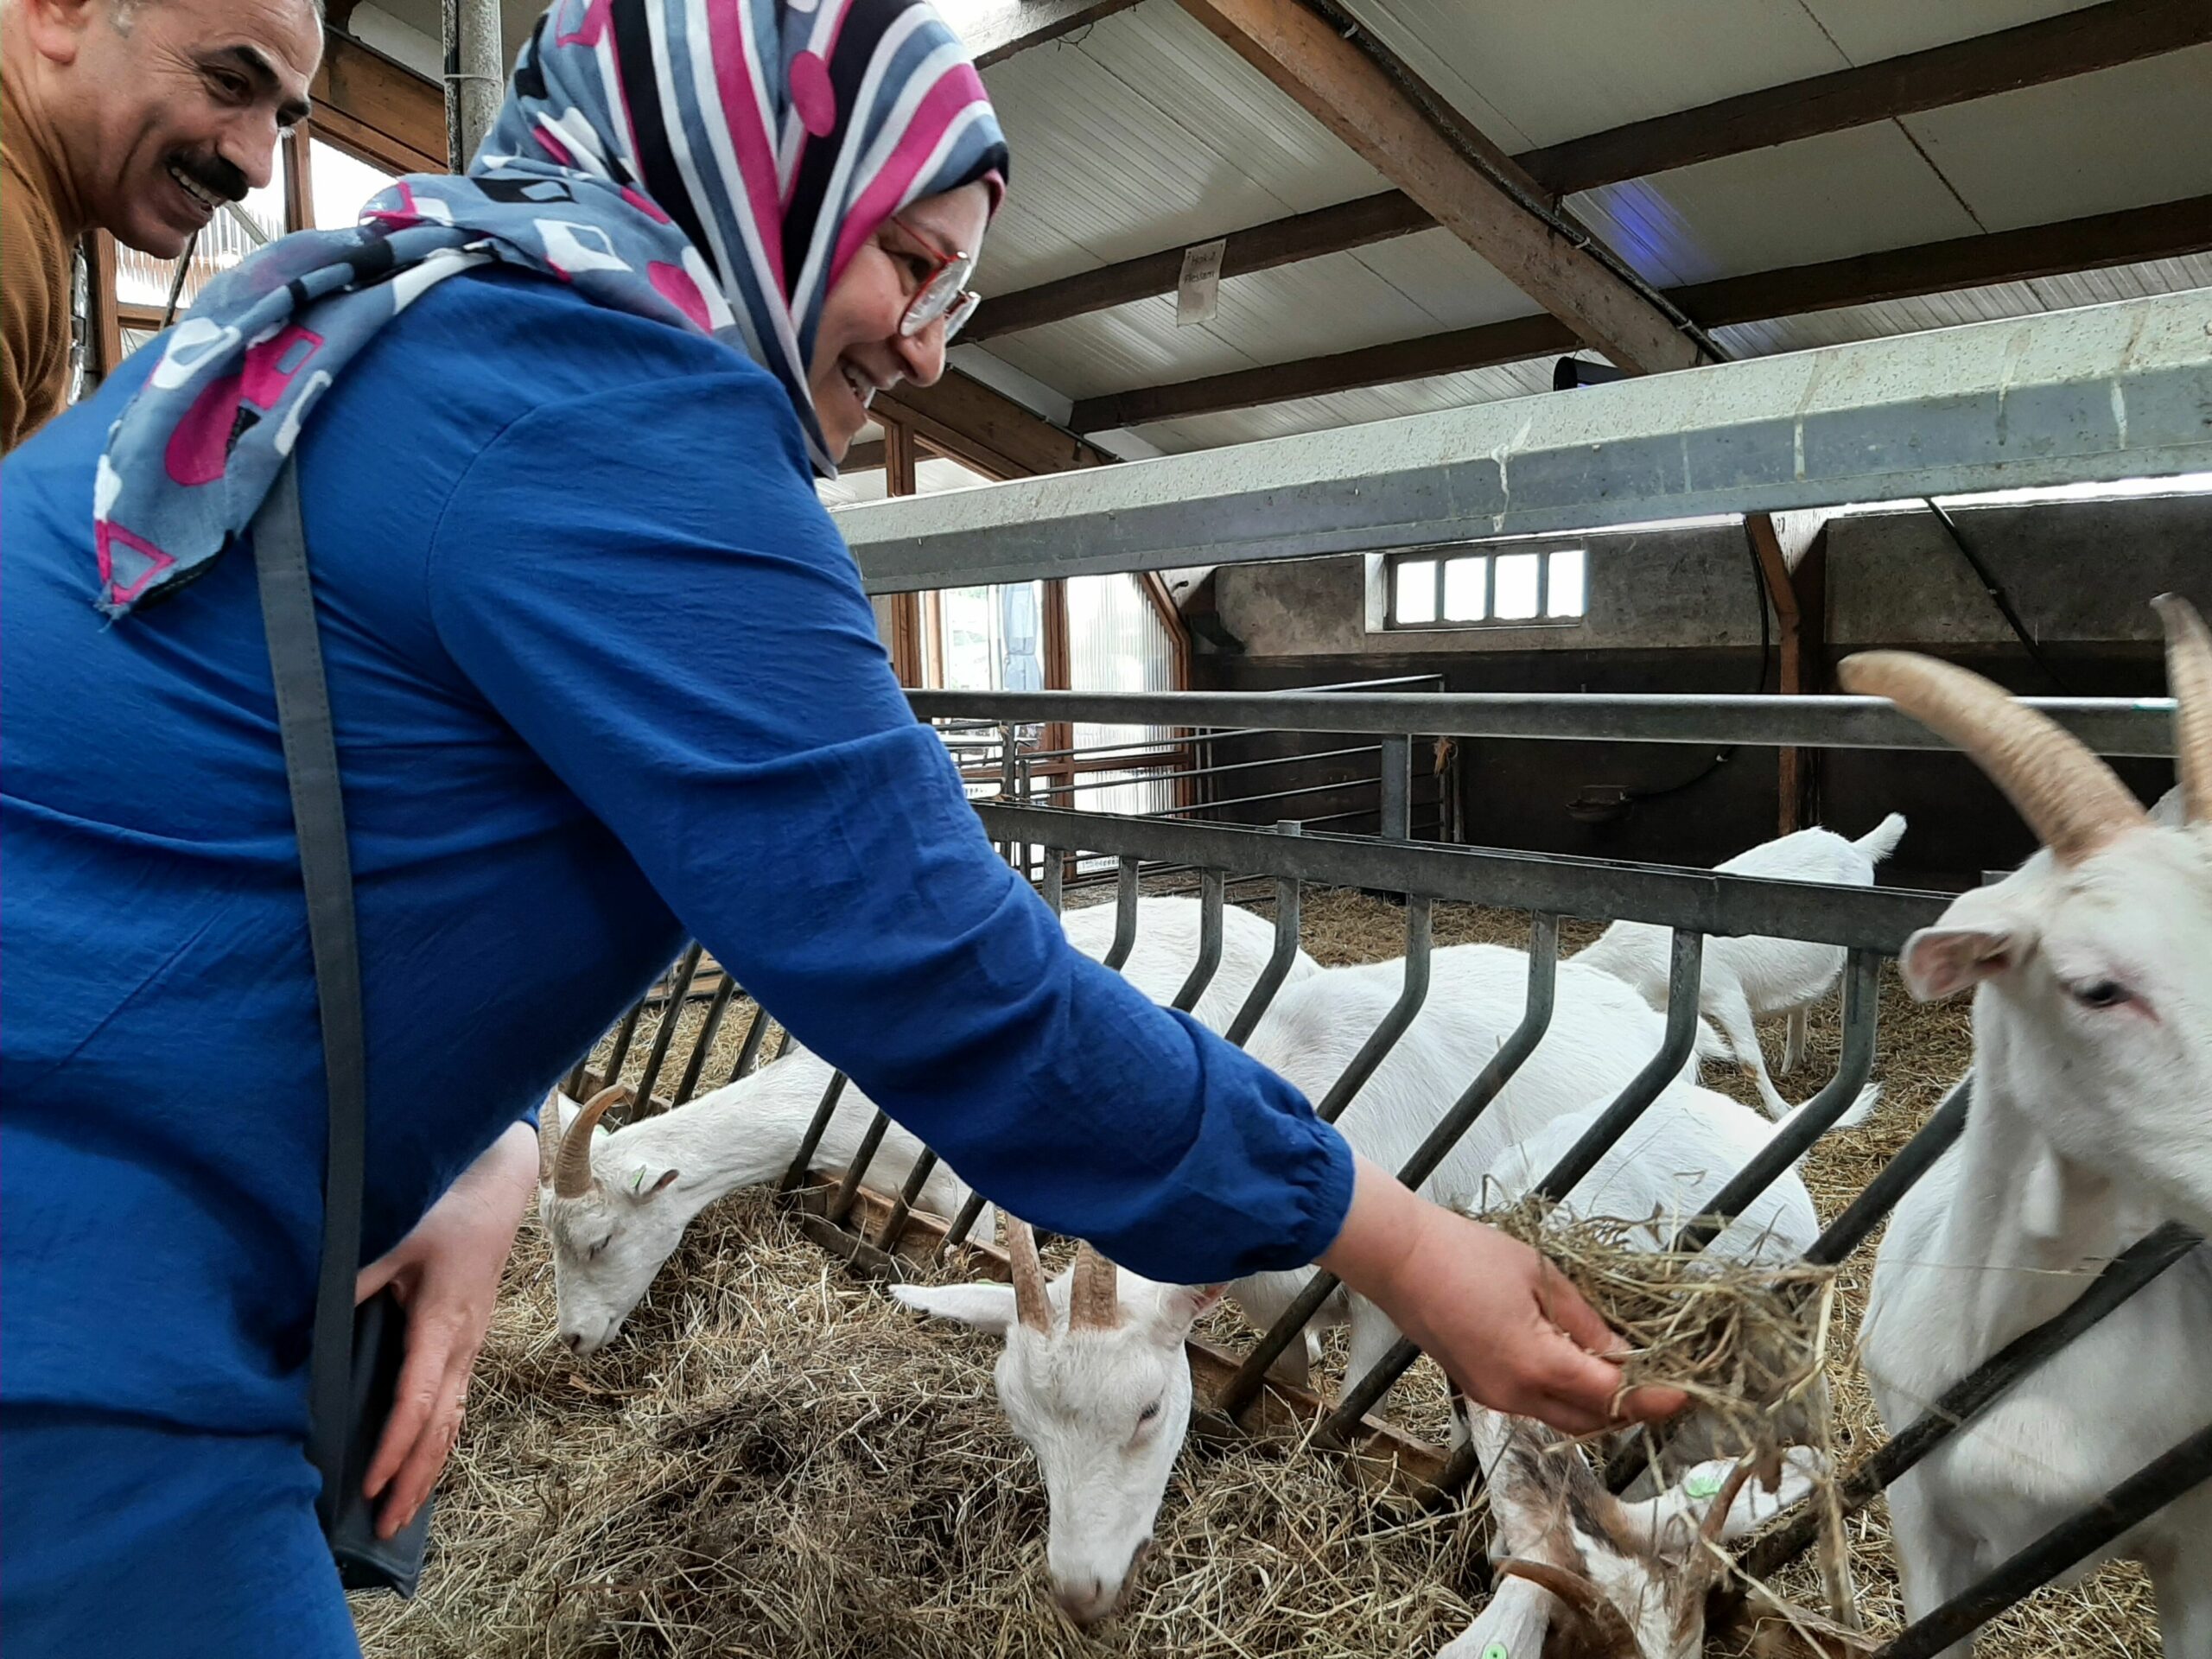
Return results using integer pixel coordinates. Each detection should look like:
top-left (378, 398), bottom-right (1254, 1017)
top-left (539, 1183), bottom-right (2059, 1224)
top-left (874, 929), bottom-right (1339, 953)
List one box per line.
top-left (565, 686), bottom-right (2202, 1653)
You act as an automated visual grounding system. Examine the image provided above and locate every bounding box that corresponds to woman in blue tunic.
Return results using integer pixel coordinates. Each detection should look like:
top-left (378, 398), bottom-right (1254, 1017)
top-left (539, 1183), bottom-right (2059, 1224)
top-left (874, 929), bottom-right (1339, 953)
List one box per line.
top-left (0, 0), bottom-right (1669, 1649)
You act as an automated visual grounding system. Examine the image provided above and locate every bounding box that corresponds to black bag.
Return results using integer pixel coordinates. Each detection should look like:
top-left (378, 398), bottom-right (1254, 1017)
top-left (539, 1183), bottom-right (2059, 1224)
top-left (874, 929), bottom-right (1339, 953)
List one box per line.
top-left (251, 459), bottom-right (432, 1597)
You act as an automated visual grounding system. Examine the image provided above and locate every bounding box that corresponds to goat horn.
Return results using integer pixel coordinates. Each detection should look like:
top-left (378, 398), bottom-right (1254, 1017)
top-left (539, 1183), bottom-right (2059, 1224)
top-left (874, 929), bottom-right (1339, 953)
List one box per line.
top-left (537, 1091), bottom-right (564, 1186)
top-left (1838, 650), bottom-right (2145, 863)
top-left (1068, 1243), bottom-right (1121, 1332)
top-left (554, 1084), bottom-right (626, 1198)
top-left (1001, 1215), bottom-right (1052, 1333)
top-left (2153, 594), bottom-right (2212, 827)
top-left (1688, 1458), bottom-right (1758, 1590)
top-left (1493, 1558), bottom-right (1640, 1655)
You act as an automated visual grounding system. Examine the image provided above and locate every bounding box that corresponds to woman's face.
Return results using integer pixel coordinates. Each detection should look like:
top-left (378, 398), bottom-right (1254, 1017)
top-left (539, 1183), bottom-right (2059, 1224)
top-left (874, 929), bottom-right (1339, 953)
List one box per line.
top-left (809, 181), bottom-right (991, 461)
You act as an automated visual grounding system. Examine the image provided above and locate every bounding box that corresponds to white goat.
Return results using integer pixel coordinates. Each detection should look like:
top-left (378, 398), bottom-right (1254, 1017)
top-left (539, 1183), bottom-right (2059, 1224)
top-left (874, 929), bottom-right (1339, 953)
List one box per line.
top-left (541, 896), bottom-right (1317, 1354)
top-left (1441, 1084), bottom-right (1826, 1659)
top-left (894, 943), bottom-right (1699, 1623)
top-left (1851, 599), bottom-right (2212, 1659)
top-left (1573, 813), bottom-right (1908, 1120)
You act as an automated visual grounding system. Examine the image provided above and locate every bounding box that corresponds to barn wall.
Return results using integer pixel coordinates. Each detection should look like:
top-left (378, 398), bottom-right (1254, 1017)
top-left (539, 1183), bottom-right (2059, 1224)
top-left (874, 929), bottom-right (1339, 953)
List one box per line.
top-left (1193, 494), bottom-right (2209, 880)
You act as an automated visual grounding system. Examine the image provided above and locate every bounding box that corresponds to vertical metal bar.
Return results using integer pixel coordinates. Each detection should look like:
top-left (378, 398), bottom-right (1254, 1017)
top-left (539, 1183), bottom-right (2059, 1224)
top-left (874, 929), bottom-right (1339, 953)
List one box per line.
top-left (1733, 1218), bottom-right (2201, 1583)
top-left (1041, 842), bottom-right (1065, 914)
top-left (1224, 824), bottom-right (1303, 1047)
top-left (824, 1110), bottom-right (894, 1225)
top-left (777, 1070), bottom-right (850, 1192)
top-left (1103, 855), bottom-right (1141, 972)
top-left (1000, 722), bottom-right (1021, 872)
top-left (1531, 931), bottom-right (1705, 1202)
top-left (1802, 1075), bottom-right (1973, 1268)
top-left (1314, 895), bottom-right (1433, 1123)
top-left (1379, 734), bottom-right (1412, 840)
top-left (728, 1004), bottom-right (774, 1085)
top-left (937, 1190), bottom-right (992, 1260)
top-left (1669, 949), bottom-right (1883, 1254)
top-left (630, 943), bottom-right (702, 1117)
top-left (872, 1148), bottom-right (944, 1250)
top-left (1170, 868), bottom-right (1226, 1013)
top-left (1871, 1423), bottom-right (2212, 1659)
top-left (674, 976), bottom-right (739, 1105)
top-left (1319, 918), bottom-right (1565, 1440)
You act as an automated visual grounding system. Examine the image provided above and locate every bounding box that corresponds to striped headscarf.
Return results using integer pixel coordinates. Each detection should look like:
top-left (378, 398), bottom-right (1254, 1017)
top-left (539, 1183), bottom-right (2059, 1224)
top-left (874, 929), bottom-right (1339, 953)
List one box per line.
top-left (92, 0), bottom-right (1007, 618)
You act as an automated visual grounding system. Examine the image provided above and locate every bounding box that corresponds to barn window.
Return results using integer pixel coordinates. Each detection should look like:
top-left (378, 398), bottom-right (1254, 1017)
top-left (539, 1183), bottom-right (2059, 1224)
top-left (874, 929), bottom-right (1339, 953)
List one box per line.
top-left (1382, 546), bottom-right (1586, 628)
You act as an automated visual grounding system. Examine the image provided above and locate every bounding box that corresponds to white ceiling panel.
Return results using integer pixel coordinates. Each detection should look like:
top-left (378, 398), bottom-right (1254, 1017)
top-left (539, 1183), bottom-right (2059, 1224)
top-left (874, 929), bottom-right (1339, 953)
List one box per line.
top-left (1567, 123), bottom-right (1980, 286)
top-left (1798, 0), bottom-right (2094, 67)
top-left (1332, 0), bottom-right (1840, 152)
top-left (1899, 46), bottom-right (2212, 232)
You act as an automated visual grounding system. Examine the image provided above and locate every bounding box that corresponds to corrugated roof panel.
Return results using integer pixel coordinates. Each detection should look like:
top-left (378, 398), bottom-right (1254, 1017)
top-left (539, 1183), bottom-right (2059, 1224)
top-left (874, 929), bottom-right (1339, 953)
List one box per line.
top-left (1567, 123), bottom-right (1980, 285)
top-left (1339, 227), bottom-right (1559, 331)
top-left (1898, 46), bottom-right (2212, 232)
top-left (1332, 0), bottom-right (1841, 151)
top-left (1798, 0), bottom-right (2095, 67)
top-left (974, 4), bottom-right (1387, 292)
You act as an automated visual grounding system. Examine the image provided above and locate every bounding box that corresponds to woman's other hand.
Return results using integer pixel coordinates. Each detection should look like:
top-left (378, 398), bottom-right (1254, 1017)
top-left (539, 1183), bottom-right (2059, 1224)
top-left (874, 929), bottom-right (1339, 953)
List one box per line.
top-left (352, 1119), bottom-right (539, 1538)
top-left (1315, 1153), bottom-right (1686, 1435)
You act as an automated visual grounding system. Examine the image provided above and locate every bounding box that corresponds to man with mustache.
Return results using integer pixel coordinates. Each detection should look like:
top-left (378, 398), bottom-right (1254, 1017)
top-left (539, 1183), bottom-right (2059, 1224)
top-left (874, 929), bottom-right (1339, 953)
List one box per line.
top-left (1, 0), bottom-right (321, 448)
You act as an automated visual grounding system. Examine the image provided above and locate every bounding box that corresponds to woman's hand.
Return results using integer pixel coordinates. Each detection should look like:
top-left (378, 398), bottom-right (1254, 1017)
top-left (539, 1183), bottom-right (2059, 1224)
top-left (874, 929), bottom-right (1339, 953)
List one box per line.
top-left (1316, 1153), bottom-right (1685, 1436)
top-left (353, 1119), bottom-right (540, 1538)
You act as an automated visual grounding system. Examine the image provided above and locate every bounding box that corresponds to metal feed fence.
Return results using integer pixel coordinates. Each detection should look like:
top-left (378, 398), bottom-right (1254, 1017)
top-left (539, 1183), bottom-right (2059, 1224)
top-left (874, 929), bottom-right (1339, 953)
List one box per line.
top-left (565, 685), bottom-right (2203, 1656)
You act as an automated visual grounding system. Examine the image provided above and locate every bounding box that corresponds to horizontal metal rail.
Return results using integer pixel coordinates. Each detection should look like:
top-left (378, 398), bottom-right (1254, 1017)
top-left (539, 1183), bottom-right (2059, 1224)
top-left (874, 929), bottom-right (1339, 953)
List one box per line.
top-left (1027, 744), bottom-right (1384, 796)
top-left (912, 689), bottom-right (2176, 758)
top-left (1872, 1421), bottom-right (2212, 1659)
top-left (974, 804), bottom-right (1952, 951)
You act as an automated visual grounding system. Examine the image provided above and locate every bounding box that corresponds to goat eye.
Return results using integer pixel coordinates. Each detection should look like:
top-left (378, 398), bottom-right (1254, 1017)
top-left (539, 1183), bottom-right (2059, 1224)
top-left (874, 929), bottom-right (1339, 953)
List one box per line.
top-left (2069, 978), bottom-right (2132, 1010)
top-left (587, 1237), bottom-right (610, 1260)
top-left (1136, 1401), bottom-right (1160, 1426)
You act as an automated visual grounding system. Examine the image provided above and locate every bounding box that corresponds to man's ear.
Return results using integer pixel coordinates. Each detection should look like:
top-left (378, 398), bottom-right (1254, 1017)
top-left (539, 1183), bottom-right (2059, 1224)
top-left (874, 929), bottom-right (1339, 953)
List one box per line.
top-left (889, 1281), bottom-right (1022, 1338)
top-left (20, 0), bottom-right (100, 66)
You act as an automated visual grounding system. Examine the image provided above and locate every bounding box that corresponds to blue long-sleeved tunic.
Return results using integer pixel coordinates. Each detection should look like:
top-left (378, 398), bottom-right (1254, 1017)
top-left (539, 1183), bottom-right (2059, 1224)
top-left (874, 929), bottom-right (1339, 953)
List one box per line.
top-left (0, 266), bottom-right (1351, 1654)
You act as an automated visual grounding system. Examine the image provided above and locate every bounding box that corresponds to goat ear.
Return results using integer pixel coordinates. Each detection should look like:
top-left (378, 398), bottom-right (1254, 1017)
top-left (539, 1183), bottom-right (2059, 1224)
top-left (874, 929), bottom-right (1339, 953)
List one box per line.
top-left (1631, 1446), bottom-right (1824, 1559)
top-left (888, 1281), bottom-right (1022, 1337)
top-left (626, 1165), bottom-right (680, 1200)
top-left (1900, 924), bottom-right (2018, 1001)
top-left (1153, 1283), bottom-right (1225, 1339)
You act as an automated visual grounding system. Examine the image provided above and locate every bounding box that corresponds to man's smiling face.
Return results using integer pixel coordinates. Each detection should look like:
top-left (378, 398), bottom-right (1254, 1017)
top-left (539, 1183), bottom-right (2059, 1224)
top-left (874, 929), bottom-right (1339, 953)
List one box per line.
top-left (42, 0), bottom-right (321, 257)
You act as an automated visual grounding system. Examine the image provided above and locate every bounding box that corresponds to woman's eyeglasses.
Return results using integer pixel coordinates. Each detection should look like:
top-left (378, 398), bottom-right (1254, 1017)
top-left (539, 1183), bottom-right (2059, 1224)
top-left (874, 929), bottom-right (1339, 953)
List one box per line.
top-left (890, 215), bottom-right (982, 343)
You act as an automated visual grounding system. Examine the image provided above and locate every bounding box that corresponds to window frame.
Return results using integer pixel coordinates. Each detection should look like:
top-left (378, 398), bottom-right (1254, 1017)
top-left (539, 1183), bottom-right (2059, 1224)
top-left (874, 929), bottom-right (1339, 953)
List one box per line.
top-left (1380, 543), bottom-right (1590, 632)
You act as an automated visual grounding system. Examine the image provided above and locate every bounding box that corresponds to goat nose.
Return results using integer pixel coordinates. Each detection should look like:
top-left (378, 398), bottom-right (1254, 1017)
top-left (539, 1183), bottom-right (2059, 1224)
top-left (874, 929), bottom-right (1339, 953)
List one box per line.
top-left (1052, 1576), bottom-right (1112, 1625)
top-left (562, 1331), bottom-right (584, 1353)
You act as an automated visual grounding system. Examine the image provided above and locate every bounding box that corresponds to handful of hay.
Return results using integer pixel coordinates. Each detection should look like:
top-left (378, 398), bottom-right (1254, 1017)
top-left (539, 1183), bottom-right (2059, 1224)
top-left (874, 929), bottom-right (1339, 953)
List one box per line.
top-left (1475, 1191), bottom-right (1840, 1468)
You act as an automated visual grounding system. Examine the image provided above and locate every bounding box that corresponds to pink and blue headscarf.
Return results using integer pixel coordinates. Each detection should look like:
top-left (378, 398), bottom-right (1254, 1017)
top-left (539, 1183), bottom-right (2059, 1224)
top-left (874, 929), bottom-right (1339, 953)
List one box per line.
top-left (93, 0), bottom-right (1007, 617)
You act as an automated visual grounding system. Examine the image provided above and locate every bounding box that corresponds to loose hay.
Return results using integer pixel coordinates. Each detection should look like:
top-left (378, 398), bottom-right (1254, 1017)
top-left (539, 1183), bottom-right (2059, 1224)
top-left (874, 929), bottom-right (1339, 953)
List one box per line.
top-left (363, 887), bottom-right (2160, 1659)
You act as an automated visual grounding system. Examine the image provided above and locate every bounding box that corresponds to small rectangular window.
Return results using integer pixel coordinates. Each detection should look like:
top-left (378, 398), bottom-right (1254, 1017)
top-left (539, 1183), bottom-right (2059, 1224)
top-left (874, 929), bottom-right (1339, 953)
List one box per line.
top-left (1394, 556), bottom-right (1437, 625)
top-left (1547, 549), bottom-right (1586, 617)
top-left (1493, 551), bottom-right (1540, 620)
top-left (1442, 555), bottom-right (1486, 621)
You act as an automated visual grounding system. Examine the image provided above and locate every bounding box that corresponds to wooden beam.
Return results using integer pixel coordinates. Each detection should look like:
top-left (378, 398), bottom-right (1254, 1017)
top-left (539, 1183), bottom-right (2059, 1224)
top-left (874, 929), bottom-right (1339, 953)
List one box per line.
top-left (282, 126), bottom-right (314, 233)
top-left (1522, 0), bottom-right (2212, 199)
top-left (967, 0), bottom-right (2212, 342)
top-left (311, 32), bottom-right (446, 174)
top-left (840, 438), bottom-right (887, 472)
top-left (962, 0), bottom-right (1146, 67)
top-left (875, 370), bottom-right (1110, 479)
top-left (882, 422), bottom-right (925, 684)
top-left (969, 191), bottom-right (1431, 341)
top-left (1177, 0), bottom-right (1696, 373)
top-left (1066, 193), bottom-right (2212, 430)
top-left (1744, 513), bottom-right (1803, 835)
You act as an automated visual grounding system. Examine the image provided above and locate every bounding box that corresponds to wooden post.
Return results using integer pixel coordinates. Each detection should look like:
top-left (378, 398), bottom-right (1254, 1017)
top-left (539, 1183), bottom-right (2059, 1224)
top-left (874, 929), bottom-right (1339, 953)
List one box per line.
top-left (880, 419), bottom-right (925, 686)
top-left (85, 232), bottom-right (123, 381)
top-left (1745, 512), bottom-right (1804, 835)
top-left (283, 126), bottom-right (315, 232)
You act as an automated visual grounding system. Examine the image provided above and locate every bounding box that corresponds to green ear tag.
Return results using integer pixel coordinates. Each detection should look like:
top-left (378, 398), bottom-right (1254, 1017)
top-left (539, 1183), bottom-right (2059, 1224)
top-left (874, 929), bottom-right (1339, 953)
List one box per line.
top-left (1483, 1644), bottom-right (1510, 1659)
top-left (1683, 1468), bottom-right (1724, 1500)
top-left (632, 1166), bottom-right (647, 1192)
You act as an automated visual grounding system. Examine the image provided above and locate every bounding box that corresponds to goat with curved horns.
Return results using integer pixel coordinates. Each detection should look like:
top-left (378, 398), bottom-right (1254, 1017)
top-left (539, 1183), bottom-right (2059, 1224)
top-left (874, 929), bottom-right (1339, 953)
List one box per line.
top-left (1854, 594), bottom-right (2212, 1658)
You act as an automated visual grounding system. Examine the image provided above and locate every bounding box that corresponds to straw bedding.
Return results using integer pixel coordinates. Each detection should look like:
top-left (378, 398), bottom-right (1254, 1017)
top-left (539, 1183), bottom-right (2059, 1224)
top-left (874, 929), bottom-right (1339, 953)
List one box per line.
top-left (355, 888), bottom-right (2160, 1658)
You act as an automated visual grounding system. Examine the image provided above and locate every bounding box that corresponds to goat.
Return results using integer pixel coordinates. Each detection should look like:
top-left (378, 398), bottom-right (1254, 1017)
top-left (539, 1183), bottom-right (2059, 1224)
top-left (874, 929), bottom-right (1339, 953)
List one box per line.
top-left (1573, 814), bottom-right (1907, 1119)
top-left (540, 895), bottom-right (1317, 1354)
top-left (1851, 597), bottom-right (2212, 1659)
top-left (893, 943), bottom-right (1700, 1623)
top-left (1441, 1084), bottom-right (1827, 1658)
